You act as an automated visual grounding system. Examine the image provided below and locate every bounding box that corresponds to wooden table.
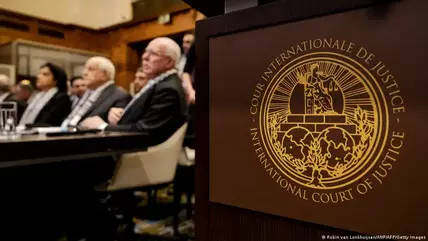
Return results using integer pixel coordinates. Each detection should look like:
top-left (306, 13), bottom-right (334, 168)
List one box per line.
top-left (0, 131), bottom-right (149, 168)
top-left (0, 131), bottom-right (150, 240)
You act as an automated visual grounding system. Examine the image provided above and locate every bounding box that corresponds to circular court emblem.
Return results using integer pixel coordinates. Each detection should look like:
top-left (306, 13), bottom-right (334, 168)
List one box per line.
top-left (261, 52), bottom-right (388, 189)
top-left (250, 39), bottom-right (405, 203)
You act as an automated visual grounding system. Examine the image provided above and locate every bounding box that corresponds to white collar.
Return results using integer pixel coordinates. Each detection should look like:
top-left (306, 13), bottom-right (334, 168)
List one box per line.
top-left (152, 69), bottom-right (177, 81)
top-left (92, 80), bottom-right (114, 94)
top-left (40, 87), bottom-right (58, 95)
top-left (138, 69), bottom-right (177, 94)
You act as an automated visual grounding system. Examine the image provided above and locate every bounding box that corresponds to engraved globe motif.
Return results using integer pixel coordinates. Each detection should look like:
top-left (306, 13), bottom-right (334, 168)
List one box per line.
top-left (316, 127), bottom-right (356, 184)
top-left (260, 52), bottom-right (388, 190)
top-left (281, 126), bottom-right (313, 165)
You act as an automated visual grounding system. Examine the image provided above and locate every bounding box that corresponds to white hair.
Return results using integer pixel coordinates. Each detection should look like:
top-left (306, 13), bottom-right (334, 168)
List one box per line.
top-left (87, 56), bottom-right (116, 81)
top-left (156, 37), bottom-right (182, 66)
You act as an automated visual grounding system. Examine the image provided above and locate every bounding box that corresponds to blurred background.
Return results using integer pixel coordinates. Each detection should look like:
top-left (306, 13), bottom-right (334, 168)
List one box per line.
top-left (0, 0), bottom-right (204, 93)
top-left (0, 1), bottom-right (203, 239)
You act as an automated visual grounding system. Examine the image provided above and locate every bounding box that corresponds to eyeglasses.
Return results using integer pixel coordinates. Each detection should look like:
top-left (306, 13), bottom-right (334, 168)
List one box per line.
top-left (144, 49), bottom-right (162, 57)
top-left (143, 49), bottom-right (171, 59)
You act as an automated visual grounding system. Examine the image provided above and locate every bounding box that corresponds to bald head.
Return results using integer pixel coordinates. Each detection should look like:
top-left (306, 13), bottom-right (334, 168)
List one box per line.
top-left (142, 37), bottom-right (181, 79)
top-left (0, 75), bottom-right (11, 93)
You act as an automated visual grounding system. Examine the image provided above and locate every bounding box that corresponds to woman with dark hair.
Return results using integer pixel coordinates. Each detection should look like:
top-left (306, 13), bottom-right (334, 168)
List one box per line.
top-left (19, 62), bottom-right (71, 126)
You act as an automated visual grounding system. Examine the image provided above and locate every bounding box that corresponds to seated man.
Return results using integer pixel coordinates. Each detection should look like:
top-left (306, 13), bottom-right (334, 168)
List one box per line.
top-left (15, 80), bottom-right (36, 104)
top-left (61, 57), bottom-right (131, 128)
top-left (0, 74), bottom-right (27, 121)
top-left (81, 37), bottom-right (188, 146)
top-left (69, 76), bottom-right (87, 109)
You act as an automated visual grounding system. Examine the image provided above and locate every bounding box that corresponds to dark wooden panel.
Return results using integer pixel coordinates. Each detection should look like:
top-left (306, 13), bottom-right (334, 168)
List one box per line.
top-left (197, 0), bottom-right (396, 37)
top-left (209, 203), bottom-right (357, 241)
top-left (183, 0), bottom-right (224, 17)
top-left (0, 132), bottom-right (148, 165)
top-left (195, 0), bottom-right (398, 241)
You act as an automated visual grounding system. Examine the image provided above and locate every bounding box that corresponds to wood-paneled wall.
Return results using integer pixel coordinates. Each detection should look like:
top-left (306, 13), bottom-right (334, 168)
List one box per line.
top-left (0, 13), bottom-right (106, 53)
top-left (0, 8), bottom-right (204, 89)
top-left (108, 9), bottom-right (202, 89)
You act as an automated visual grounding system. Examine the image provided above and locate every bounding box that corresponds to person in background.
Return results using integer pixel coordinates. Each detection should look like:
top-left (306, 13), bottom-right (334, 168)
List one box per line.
top-left (181, 43), bottom-right (196, 104)
top-left (181, 42), bottom-right (196, 149)
top-left (133, 67), bottom-right (149, 95)
top-left (0, 74), bottom-right (27, 121)
top-left (69, 76), bottom-right (87, 109)
top-left (0, 74), bottom-right (12, 103)
top-left (61, 57), bottom-right (131, 128)
top-left (15, 80), bottom-right (36, 104)
top-left (18, 62), bottom-right (71, 127)
top-left (177, 32), bottom-right (195, 75)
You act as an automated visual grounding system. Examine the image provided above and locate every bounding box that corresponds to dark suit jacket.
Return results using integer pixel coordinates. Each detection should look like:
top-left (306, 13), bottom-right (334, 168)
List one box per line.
top-left (34, 92), bottom-right (71, 126)
top-left (3, 93), bottom-right (27, 122)
top-left (105, 73), bottom-right (188, 146)
top-left (80, 85), bottom-right (131, 122)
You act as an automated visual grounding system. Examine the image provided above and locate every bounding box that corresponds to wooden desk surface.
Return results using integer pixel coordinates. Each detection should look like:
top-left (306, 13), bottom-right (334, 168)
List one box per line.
top-left (0, 131), bottom-right (142, 143)
top-left (0, 131), bottom-right (149, 168)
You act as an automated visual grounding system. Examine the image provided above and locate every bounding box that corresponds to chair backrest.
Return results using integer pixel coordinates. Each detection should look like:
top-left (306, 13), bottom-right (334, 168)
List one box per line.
top-left (107, 123), bottom-right (188, 191)
top-left (148, 123), bottom-right (188, 152)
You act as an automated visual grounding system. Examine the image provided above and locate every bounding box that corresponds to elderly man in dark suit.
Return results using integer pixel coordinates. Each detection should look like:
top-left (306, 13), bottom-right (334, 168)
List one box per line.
top-left (61, 56), bottom-right (131, 128)
top-left (81, 37), bottom-right (187, 146)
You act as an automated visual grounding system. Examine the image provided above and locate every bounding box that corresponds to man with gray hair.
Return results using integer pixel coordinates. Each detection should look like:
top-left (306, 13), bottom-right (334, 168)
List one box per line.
top-left (61, 56), bottom-right (131, 128)
top-left (0, 74), bottom-right (27, 121)
top-left (82, 37), bottom-right (187, 145)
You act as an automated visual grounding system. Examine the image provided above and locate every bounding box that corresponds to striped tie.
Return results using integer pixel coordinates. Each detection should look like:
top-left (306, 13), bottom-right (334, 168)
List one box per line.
top-left (61, 91), bottom-right (93, 127)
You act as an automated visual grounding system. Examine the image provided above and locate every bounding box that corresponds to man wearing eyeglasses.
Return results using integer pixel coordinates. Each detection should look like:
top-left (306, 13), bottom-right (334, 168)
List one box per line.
top-left (81, 37), bottom-right (187, 145)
